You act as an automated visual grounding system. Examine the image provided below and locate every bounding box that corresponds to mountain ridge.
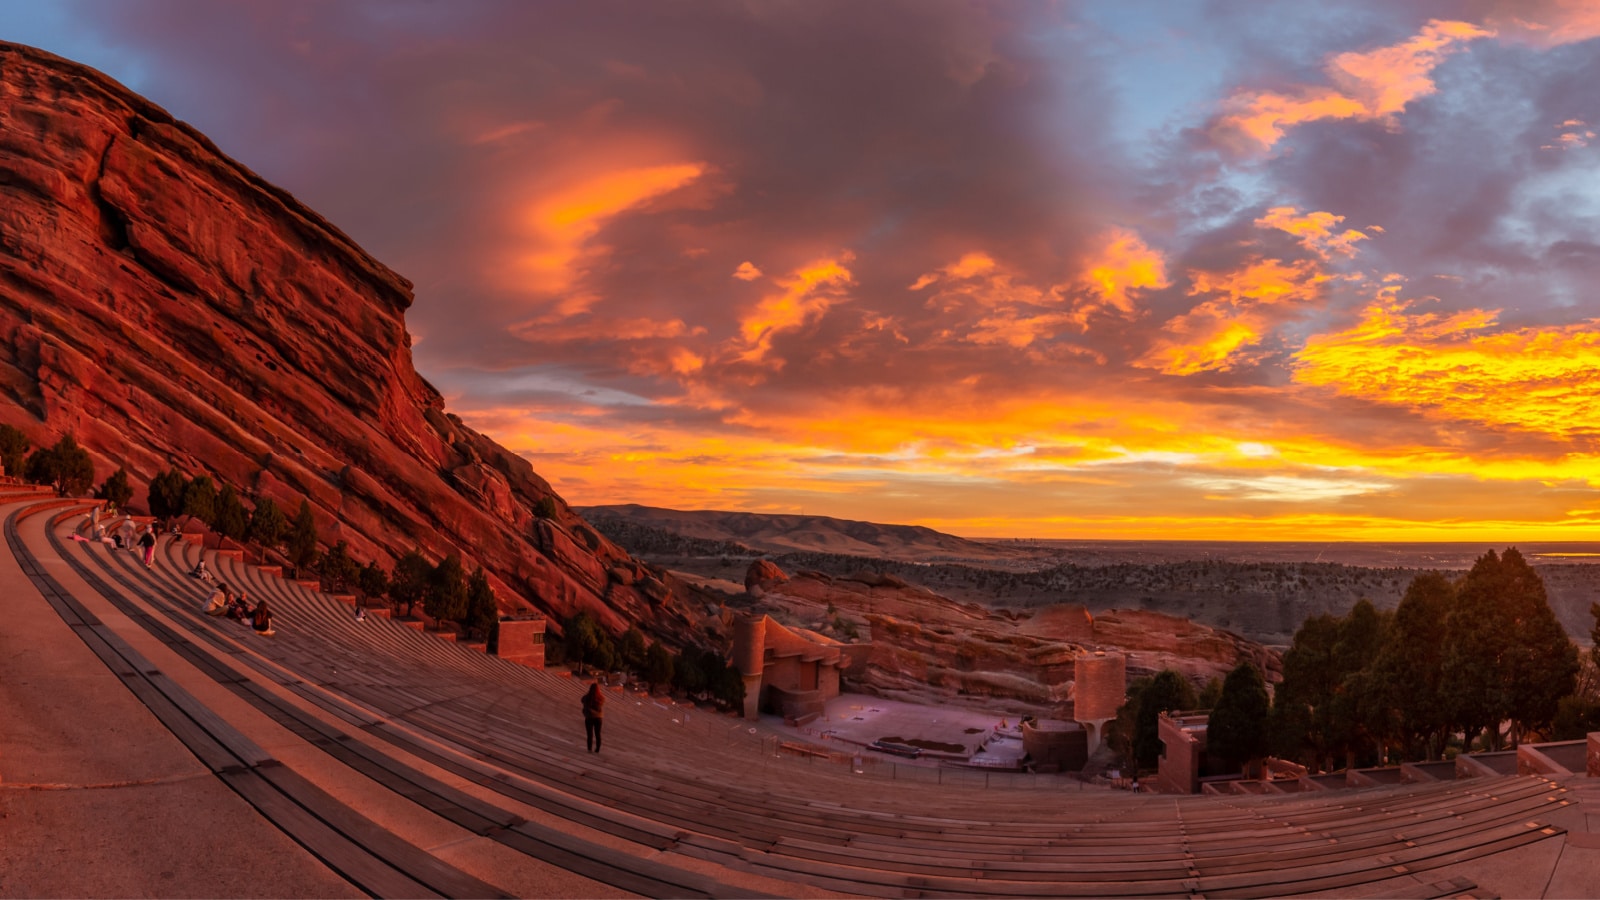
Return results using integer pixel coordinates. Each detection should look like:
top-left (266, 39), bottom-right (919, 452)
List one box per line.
top-left (579, 503), bottom-right (1033, 561)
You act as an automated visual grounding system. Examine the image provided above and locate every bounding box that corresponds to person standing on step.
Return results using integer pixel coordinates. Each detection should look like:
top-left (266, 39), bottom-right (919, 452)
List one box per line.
top-left (138, 525), bottom-right (156, 568)
top-left (583, 682), bottom-right (606, 753)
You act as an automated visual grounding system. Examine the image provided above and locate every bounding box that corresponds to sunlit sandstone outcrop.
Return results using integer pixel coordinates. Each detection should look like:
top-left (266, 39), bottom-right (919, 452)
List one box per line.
top-left (743, 561), bottom-right (1280, 716)
top-left (0, 42), bottom-right (700, 638)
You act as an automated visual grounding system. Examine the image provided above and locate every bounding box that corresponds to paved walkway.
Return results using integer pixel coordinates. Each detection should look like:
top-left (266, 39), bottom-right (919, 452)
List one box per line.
top-left (0, 500), bottom-right (358, 898)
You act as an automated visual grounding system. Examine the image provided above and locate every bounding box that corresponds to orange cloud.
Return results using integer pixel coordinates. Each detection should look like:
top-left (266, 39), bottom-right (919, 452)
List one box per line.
top-left (1294, 300), bottom-right (1600, 439)
top-left (909, 252), bottom-right (998, 291)
top-left (1211, 20), bottom-right (1492, 152)
top-left (514, 161), bottom-right (705, 305)
top-left (1542, 119), bottom-right (1596, 150)
top-left (1079, 227), bottom-right (1169, 317)
top-left (732, 261), bottom-right (763, 280)
top-left (1483, 0), bottom-right (1600, 47)
top-left (512, 315), bottom-right (700, 342)
top-left (1188, 258), bottom-right (1330, 307)
top-left (1137, 256), bottom-right (1331, 375)
top-left (1255, 207), bottom-right (1370, 259)
top-left (732, 256), bottom-right (855, 366)
top-left (1139, 302), bottom-right (1271, 376)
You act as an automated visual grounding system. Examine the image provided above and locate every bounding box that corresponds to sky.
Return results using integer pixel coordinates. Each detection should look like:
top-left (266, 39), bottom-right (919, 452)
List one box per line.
top-left (7, 0), bottom-right (1600, 541)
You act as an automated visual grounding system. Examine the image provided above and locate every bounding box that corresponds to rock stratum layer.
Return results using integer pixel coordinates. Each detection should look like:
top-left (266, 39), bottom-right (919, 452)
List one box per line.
top-left (0, 42), bottom-right (699, 637)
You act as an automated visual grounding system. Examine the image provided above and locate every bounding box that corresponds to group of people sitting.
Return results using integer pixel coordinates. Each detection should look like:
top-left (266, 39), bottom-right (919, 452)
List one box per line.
top-left (200, 582), bottom-right (274, 635)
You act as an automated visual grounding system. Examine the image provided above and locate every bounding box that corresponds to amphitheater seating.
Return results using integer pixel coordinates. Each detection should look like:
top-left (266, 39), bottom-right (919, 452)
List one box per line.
top-left (4, 490), bottom-right (1587, 898)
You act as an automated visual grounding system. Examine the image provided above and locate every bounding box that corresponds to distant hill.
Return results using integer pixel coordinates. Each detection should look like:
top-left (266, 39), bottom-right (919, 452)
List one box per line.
top-left (578, 504), bottom-right (1034, 562)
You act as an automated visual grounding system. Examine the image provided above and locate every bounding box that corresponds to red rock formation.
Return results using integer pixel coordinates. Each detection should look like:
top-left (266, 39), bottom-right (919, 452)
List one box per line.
top-left (742, 562), bottom-right (1281, 717)
top-left (0, 42), bottom-right (701, 640)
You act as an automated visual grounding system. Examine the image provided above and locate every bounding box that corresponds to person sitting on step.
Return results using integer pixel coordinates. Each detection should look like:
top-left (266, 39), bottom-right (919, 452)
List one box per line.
top-left (251, 598), bottom-right (274, 635)
top-left (202, 585), bottom-right (229, 616)
top-left (226, 589), bottom-right (251, 622)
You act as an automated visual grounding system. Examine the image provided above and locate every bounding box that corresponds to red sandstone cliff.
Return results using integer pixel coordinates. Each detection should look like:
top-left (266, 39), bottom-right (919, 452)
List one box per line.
top-left (0, 42), bottom-right (699, 638)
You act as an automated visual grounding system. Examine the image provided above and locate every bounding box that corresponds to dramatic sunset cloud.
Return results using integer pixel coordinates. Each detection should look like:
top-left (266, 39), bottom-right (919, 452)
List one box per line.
top-left (14, 0), bottom-right (1600, 540)
top-left (1210, 19), bottom-right (1493, 152)
top-left (1294, 300), bottom-right (1600, 441)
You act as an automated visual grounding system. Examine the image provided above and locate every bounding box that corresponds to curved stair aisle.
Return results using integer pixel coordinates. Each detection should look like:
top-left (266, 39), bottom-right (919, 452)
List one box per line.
top-left (47, 505), bottom-right (771, 898)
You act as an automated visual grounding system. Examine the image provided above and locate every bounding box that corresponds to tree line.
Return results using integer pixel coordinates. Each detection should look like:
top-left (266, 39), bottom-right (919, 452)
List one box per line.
top-left (0, 428), bottom-right (503, 648)
top-left (1114, 548), bottom-right (1584, 778)
top-left (550, 610), bottom-right (746, 709)
top-left (144, 466), bottom-right (501, 644)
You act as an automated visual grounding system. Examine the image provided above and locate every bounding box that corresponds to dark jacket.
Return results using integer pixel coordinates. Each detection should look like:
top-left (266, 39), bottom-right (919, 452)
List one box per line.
top-left (582, 688), bottom-right (605, 719)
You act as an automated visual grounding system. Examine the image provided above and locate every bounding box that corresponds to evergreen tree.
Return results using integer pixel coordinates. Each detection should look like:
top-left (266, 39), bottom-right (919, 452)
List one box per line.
top-left (1498, 548), bottom-right (1579, 744)
top-left (1329, 599), bottom-right (1391, 767)
top-left (388, 548), bottom-right (430, 617)
top-left (425, 552), bottom-right (468, 630)
top-left (285, 499), bottom-right (319, 572)
top-left (562, 612), bottom-right (614, 674)
top-left (95, 467), bottom-right (134, 510)
top-left (1130, 670), bottom-right (1198, 769)
top-left (213, 484), bottom-right (249, 541)
top-left (1371, 572), bottom-right (1454, 759)
top-left (0, 423), bottom-right (29, 476)
top-left (320, 540), bottom-right (359, 592)
top-left (1198, 677), bottom-right (1224, 711)
top-left (25, 435), bottom-right (94, 496)
top-left (358, 561), bottom-right (390, 605)
top-left (147, 468), bottom-right (189, 522)
top-left (1443, 549), bottom-right (1578, 749)
top-left (181, 475), bottom-right (218, 527)
top-left (248, 496), bottom-right (287, 547)
top-left (464, 565), bottom-right (498, 641)
top-left (1207, 661), bottom-right (1271, 774)
top-left (643, 642), bottom-right (674, 688)
top-left (1270, 614), bottom-right (1343, 770)
top-left (618, 627), bottom-right (649, 673)
top-left (673, 646), bottom-right (707, 693)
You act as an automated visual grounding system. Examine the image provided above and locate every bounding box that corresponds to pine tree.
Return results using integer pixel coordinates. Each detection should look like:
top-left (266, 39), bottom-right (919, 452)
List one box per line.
top-left (147, 468), bottom-right (189, 522)
top-left (213, 484), bottom-right (249, 541)
top-left (1130, 669), bottom-right (1198, 769)
top-left (425, 553), bottom-right (468, 630)
top-left (1498, 548), bottom-right (1579, 744)
top-left (25, 435), bottom-right (94, 496)
top-left (388, 548), bottom-right (430, 617)
top-left (320, 540), bottom-right (359, 592)
top-left (181, 475), bottom-right (218, 527)
top-left (358, 561), bottom-right (390, 605)
top-left (618, 627), bottom-right (649, 673)
top-left (463, 565), bottom-right (498, 640)
top-left (1442, 549), bottom-right (1580, 749)
top-left (95, 467), bottom-right (134, 510)
top-left (248, 497), bottom-right (287, 547)
top-left (285, 499), bottom-right (319, 572)
top-left (1371, 572), bottom-right (1454, 759)
top-left (644, 642), bottom-right (674, 688)
top-left (0, 424), bottom-right (29, 476)
top-left (1207, 661), bottom-right (1271, 775)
